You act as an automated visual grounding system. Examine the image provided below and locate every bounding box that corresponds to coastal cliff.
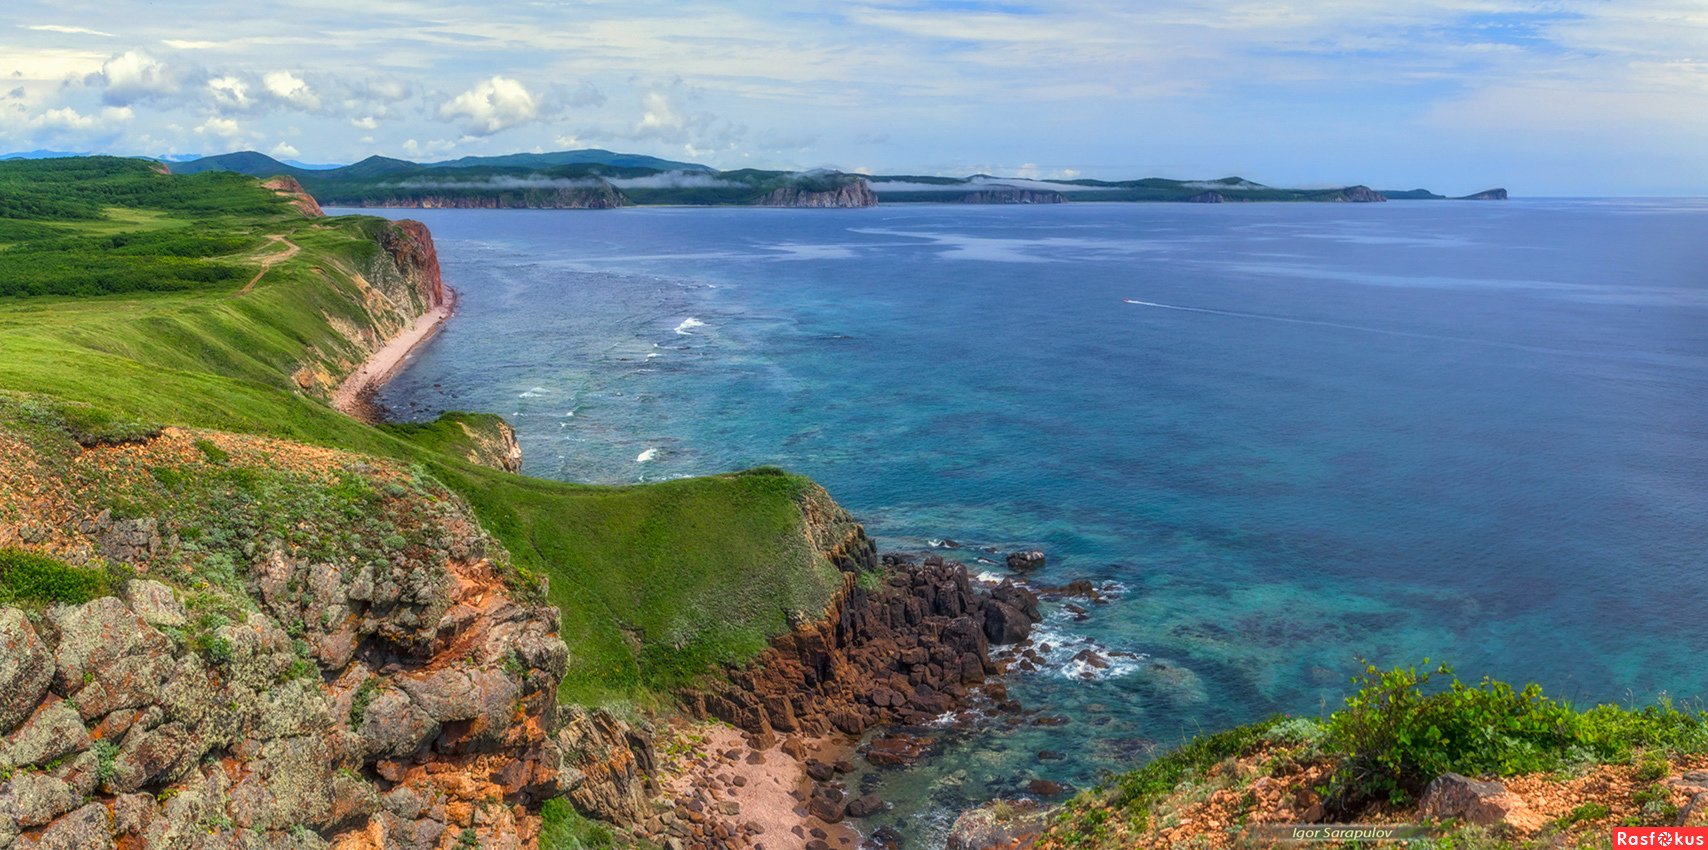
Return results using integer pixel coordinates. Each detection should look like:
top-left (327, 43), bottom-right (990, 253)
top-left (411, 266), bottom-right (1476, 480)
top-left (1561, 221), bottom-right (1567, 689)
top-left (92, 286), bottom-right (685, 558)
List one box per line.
top-left (755, 179), bottom-right (878, 208)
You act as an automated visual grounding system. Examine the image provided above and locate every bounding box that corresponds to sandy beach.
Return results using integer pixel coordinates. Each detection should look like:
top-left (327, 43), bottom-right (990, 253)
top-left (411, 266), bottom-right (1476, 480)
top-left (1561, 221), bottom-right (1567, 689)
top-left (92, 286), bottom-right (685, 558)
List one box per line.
top-left (332, 290), bottom-right (455, 421)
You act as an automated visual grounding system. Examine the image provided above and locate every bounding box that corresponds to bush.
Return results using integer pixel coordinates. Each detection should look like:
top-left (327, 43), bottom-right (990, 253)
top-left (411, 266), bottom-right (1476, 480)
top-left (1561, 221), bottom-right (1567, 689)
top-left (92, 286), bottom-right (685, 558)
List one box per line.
top-left (1322, 663), bottom-right (1580, 811)
top-left (1321, 662), bottom-right (1708, 815)
top-left (0, 548), bottom-right (112, 606)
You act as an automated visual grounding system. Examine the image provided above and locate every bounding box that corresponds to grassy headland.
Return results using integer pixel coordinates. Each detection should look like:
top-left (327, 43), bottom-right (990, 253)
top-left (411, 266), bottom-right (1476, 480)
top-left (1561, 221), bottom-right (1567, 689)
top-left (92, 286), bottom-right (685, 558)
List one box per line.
top-left (0, 156), bottom-right (851, 704)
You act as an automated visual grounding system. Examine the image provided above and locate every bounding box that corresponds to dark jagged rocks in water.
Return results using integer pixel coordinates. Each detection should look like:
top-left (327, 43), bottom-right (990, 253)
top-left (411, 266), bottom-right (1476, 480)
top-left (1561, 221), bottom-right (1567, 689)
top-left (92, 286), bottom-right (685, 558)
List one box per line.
top-left (1006, 550), bottom-right (1047, 571)
top-left (680, 552), bottom-right (1043, 743)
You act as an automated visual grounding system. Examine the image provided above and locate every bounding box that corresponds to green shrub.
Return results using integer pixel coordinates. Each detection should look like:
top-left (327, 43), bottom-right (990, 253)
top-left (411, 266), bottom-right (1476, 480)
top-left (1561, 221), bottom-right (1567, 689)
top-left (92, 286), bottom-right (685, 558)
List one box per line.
top-left (0, 548), bottom-right (111, 606)
top-left (349, 677), bottom-right (381, 727)
top-left (1322, 663), bottom-right (1580, 811)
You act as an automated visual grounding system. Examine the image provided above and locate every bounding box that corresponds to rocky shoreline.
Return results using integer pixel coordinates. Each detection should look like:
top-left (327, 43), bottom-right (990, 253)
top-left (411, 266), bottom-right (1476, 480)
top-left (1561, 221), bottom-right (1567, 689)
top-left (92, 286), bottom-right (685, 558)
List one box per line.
top-left (558, 547), bottom-right (1049, 850)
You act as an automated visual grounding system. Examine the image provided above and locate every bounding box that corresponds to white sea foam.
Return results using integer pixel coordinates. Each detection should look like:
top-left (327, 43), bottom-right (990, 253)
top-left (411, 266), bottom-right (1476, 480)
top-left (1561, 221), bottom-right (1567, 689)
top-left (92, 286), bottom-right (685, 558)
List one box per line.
top-left (518, 386), bottom-right (549, 398)
top-left (635, 448), bottom-right (659, 463)
top-left (974, 571), bottom-right (1006, 585)
top-left (1026, 616), bottom-right (1146, 682)
top-left (674, 317), bottom-right (706, 335)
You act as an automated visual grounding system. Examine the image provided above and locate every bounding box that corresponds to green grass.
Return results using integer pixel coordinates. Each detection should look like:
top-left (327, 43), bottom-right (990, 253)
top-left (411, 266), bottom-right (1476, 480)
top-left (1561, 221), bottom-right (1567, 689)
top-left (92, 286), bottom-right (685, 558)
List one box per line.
top-left (539, 798), bottom-right (658, 850)
top-left (0, 157), bottom-right (851, 703)
top-left (0, 547), bottom-right (113, 607)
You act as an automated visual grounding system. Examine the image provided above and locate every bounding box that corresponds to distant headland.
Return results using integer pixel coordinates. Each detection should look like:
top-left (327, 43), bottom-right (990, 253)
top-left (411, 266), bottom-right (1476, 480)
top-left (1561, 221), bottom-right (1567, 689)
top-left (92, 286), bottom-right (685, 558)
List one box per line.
top-left (0, 147), bottom-right (1506, 209)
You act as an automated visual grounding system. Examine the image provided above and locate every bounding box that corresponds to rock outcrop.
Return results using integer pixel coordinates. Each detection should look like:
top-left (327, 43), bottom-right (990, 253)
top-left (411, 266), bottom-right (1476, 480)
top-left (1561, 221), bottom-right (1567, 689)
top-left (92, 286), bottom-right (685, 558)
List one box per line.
top-left (377, 219), bottom-right (447, 310)
top-left (755, 179), bottom-right (878, 208)
top-left (1332, 185), bottom-right (1387, 202)
top-left (1459, 188), bottom-right (1508, 200)
top-left (946, 799), bottom-right (1052, 850)
top-left (261, 176), bottom-right (326, 217)
top-left (681, 552), bottom-right (1041, 743)
top-left (0, 425), bottom-right (570, 849)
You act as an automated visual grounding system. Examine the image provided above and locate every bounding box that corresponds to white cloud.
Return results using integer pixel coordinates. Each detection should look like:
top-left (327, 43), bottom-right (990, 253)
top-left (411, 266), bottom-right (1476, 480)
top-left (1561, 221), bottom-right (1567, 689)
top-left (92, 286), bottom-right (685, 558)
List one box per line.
top-left (90, 50), bottom-right (180, 105)
top-left (262, 70), bottom-right (319, 110)
top-left (351, 115), bottom-right (378, 130)
top-left (24, 104), bottom-right (132, 130)
top-left (207, 75), bottom-right (249, 108)
top-left (439, 75), bottom-right (537, 136)
top-left (270, 141), bottom-right (300, 158)
top-left (21, 24), bottom-right (113, 37)
top-left (194, 116), bottom-right (241, 138)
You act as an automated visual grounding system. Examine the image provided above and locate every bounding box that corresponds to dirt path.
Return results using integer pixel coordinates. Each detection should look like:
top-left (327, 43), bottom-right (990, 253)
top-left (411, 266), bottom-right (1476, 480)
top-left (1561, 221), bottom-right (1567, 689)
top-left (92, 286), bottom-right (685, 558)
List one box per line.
top-left (330, 291), bottom-right (455, 421)
top-left (237, 235), bottom-right (300, 295)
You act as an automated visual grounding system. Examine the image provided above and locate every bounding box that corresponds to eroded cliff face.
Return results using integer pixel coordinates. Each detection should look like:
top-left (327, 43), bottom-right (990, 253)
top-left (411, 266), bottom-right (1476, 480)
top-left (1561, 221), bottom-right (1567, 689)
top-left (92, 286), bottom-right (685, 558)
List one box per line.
top-left (0, 420), bottom-right (572, 850)
top-left (755, 180), bottom-right (878, 208)
top-left (292, 218), bottom-right (446, 398)
top-left (376, 220), bottom-right (447, 311)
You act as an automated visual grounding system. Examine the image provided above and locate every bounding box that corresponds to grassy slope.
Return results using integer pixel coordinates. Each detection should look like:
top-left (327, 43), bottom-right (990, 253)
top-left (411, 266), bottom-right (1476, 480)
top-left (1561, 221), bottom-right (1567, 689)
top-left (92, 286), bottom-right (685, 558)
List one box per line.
top-left (0, 157), bottom-right (846, 703)
top-left (1040, 665), bottom-right (1708, 849)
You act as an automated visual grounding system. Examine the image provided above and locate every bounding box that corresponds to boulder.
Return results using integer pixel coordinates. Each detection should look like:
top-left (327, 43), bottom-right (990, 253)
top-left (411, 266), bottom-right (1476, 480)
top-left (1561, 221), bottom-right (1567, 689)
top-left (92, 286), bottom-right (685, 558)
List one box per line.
top-left (44, 597), bottom-right (175, 720)
top-left (1418, 773), bottom-right (1547, 832)
top-left (123, 580), bottom-right (187, 629)
top-left (807, 795), bottom-right (845, 823)
top-left (847, 794), bottom-right (884, 818)
top-left (0, 609), bottom-right (54, 734)
top-left (1005, 551), bottom-right (1046, 572)
top-left (983, 602), bottom-right (1032, 645)
top-left (32, 801), bottom-right (116, 850)
top-left (1, 698), bottom-right (91, 769)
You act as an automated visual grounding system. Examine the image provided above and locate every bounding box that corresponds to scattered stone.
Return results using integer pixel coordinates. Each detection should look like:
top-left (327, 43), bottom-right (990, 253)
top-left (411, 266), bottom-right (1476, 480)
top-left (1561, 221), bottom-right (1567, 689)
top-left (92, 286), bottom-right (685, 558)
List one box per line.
top-left (1005, 551), bottom-right (1046, 571)
top-left (1027, 778), bottom-right (1068, 797)
top-left (847, 794), bottom-right (885, 817)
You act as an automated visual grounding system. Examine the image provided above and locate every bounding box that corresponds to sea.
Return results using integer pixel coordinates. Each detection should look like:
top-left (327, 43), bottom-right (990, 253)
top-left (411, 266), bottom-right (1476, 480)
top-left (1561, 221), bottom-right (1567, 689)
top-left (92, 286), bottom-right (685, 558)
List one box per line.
top-left (342, 199), bottom-right (1708, 844)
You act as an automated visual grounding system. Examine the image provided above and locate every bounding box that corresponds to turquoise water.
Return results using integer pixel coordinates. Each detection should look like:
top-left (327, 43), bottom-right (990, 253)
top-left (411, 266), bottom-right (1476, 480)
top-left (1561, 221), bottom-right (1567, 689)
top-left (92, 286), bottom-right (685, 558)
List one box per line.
top-left (352, 200), bottom-right (1708, 842)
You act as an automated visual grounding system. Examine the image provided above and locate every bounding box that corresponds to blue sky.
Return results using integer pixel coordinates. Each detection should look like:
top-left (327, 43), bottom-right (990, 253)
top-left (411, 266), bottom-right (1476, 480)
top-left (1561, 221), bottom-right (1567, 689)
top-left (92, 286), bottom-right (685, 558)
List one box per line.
top-left (2, 1), bottom-right (1705, 194)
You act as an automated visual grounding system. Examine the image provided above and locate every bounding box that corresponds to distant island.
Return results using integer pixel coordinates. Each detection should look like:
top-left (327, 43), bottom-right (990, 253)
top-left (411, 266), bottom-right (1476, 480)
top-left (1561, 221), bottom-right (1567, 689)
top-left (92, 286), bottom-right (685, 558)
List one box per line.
top-left (80, 148), bottom-right (1504, 209)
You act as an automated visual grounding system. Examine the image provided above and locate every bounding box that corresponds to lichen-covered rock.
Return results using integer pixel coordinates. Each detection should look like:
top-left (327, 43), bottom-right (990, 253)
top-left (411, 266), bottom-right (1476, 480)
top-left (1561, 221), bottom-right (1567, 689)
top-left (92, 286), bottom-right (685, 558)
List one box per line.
top-left (122, 580), bottom-right (187, 628)
top-left (0, 771), bottom-right (80, 827)
top-left (1, 698), bottom-right (90, 770)
top-left (0, 420), bottom-right (572, 850)
top-left (43, 596), bottom-right (175, 721)
top-left (0, 610), bottom-right (55, 733)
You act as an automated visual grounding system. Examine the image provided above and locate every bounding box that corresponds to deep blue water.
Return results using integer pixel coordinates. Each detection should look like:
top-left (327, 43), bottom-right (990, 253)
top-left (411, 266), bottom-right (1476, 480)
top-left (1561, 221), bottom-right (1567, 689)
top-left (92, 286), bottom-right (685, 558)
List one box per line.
top-left (350, 200), bottom-right (1708, 842)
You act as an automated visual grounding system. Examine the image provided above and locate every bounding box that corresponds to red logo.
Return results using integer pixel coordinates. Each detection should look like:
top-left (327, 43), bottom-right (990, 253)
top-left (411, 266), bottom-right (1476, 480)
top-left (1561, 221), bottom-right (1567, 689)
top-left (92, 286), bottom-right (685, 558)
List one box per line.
top-left (1613, 828), bottom-right (1708, 847)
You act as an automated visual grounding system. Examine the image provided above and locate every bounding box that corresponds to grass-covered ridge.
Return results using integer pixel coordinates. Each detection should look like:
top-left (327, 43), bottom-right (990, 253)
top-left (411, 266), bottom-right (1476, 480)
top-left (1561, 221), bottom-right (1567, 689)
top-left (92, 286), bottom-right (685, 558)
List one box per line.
top-left (1040, 663), bottom-right (1708, 849)
top-left (0, 156), bottom-right (855, 702)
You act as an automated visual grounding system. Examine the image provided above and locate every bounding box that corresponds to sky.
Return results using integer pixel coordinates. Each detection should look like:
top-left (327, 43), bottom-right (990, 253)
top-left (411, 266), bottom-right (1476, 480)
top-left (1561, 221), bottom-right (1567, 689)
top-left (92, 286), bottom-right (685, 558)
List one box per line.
top-left (2, 1), bottom-right (1705, 195)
